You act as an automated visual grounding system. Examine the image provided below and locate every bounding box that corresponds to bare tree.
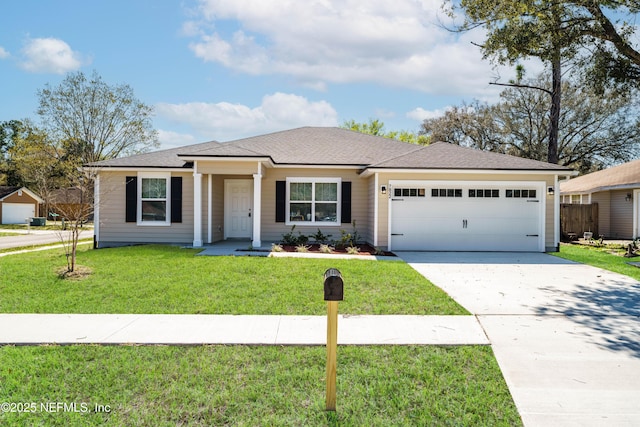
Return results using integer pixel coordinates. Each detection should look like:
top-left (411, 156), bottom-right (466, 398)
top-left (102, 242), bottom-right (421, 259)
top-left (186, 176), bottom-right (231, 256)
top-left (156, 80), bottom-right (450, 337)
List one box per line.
top-left (421, 73), bottom-right (640, 174)
top-left (37, 70), bottom-right (158, 166)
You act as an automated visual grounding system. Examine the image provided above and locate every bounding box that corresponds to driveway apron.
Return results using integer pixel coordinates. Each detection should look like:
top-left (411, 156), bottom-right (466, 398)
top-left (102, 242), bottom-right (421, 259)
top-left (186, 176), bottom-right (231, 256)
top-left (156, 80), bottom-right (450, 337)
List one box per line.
top-left (400, 251), bottom-right (640, 427)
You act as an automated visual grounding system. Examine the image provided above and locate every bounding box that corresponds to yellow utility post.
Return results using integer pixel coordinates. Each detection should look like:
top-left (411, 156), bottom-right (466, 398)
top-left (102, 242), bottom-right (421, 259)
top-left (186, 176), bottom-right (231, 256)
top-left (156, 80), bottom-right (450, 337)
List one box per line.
top-left (323, 268), bottom-right (343, 412)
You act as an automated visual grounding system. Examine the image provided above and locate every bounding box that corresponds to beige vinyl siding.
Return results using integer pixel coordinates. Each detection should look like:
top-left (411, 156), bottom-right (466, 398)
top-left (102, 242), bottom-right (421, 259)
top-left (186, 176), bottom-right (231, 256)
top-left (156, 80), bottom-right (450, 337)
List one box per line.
top-left (97, 171), bottom-right (194, 245)
top-left (590, 191), bottom-right (611, 238)
top-left (259, 168), bottom-right (368, 243)
top-left (197, 162), bottom-right (260, 175)
top-left (374, 172), bottom-right (556, 250)
top-left (610, 190), bottom-right (634, 239)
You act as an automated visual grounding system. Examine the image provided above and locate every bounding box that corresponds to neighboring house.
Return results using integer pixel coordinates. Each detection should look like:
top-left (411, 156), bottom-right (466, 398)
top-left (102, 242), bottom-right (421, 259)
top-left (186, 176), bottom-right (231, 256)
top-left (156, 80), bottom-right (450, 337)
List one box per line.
top-left (0, 186), bottom-right (44, 224)
top-left (47, 187), bottom-right (93, 220)
top-left (560, 158), bottom-right (640, 239)
top-left (88, 127), bottom-right (574, 252)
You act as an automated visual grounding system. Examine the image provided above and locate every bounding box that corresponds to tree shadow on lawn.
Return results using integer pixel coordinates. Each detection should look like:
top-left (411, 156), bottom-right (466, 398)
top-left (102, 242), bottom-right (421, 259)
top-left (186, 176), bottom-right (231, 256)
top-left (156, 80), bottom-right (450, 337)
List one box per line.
top-left (535, 277), bottom-right (640, 358)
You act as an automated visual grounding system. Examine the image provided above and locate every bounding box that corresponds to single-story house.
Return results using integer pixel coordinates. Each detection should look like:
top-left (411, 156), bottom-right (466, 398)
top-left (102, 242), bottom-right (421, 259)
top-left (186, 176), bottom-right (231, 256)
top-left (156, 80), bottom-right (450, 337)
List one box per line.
top-left (560, 158), bottom-right (640, 239)
top-left (88, 127), bottom-right (574, 252)
top-left (0, 186), bottom-right (44, 224)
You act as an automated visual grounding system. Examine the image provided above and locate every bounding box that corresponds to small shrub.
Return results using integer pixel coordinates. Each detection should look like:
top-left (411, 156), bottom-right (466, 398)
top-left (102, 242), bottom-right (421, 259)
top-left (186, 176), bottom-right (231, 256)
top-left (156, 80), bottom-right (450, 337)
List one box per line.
top-left (310, 228), bottom-right (332, 243)
top-left (295, 244), bottom-right (310, 253)
top-left (337, 220), bottom-right (360, 248)
top-left (346, 246), bottom-right (361, 255)
top-left (319, 244), bottom-right (334, 254)
top-left (281, 225), bottom-right (309, 246)
top-left (271, 243), bottom-right (284, 252)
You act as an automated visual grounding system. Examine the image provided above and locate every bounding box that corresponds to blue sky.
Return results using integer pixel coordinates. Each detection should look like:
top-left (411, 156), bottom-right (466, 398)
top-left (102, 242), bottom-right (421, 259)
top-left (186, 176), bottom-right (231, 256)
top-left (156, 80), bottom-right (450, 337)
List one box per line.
top-left (0, 0), bottom-right (526, 149)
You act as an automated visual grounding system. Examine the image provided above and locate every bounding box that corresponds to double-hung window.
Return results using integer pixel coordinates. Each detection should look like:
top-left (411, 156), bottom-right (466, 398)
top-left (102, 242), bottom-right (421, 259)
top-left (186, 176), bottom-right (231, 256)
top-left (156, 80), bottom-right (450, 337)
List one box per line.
top-left (138, 173), bottom-right (171, 225)
top-left (286, 178), bottom-right (340, 225)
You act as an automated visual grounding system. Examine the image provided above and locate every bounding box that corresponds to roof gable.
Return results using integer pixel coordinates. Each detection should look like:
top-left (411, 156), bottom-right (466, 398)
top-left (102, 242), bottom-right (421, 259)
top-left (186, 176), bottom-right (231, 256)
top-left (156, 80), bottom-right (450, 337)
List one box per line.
top-left (560, 158), bottom-right (640, 193)
top-left (0, 186), bottom-right (44, 203)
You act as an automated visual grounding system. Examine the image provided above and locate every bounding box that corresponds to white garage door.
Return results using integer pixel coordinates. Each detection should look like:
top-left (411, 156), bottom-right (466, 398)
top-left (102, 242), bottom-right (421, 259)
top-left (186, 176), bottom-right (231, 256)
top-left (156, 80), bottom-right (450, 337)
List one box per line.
top-left (2, 203), bottom-right (36, 224)
top-left (389, 181), bottom-right (544, 252)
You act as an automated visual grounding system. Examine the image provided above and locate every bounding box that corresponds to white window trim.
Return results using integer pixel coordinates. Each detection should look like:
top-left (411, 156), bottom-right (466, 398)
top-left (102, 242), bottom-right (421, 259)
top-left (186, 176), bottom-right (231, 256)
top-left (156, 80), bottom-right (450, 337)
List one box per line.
top-left (137, 172), bottom-right (171, 226)
top-left (285, 177), bottom-right (341, 226)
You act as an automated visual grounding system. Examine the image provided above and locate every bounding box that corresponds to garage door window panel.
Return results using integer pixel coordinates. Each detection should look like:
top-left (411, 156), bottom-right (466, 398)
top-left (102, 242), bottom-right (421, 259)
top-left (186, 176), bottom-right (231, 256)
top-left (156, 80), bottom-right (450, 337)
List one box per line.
top-left (506, 189), bottom-right (537, 198)
top-left (469, 189), bottom-right (500, 198)
top-left (394, 188), bottom-right (426, 197)
top-left (431, 188), bottom-right (462, 198)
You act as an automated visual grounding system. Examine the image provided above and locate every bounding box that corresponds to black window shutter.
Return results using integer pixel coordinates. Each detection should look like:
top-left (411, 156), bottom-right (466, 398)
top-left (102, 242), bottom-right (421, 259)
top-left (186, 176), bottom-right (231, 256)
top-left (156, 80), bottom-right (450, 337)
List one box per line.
top-left (171, 176), bottom-right (182, 223)
top-left (341, 181), bottom-right (352, 223)
top-left (125, 176), bottom-right (137, 222)
top-left (275, 181), bottom-right (286, 223)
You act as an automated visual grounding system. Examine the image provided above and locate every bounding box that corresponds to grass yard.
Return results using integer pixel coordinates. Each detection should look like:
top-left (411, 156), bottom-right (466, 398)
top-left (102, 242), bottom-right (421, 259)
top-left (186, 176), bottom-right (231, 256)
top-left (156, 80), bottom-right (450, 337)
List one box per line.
top-left (0, 244), bottom-right (467, 315)
top-left (0, 344), bottom-right (521, 426)
top-left (0, 232), bottom-right (20, 237)
top-left (553, 243), bottom-right (640, 281)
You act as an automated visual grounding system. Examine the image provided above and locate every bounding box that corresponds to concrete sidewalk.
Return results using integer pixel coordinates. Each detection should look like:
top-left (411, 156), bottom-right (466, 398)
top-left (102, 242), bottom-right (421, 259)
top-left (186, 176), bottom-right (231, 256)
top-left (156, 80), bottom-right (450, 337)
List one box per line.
top-left (0, 314), bottom-right (488, 346)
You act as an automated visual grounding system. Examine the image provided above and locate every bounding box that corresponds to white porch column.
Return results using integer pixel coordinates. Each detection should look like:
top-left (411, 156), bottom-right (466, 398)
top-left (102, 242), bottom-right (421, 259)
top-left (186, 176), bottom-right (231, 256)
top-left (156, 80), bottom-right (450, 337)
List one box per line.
top-left (193, 171), bottom-right (203, 247)
top-left (94, 173), bottom-right (100, 248)
top-left (252, 172), bottom-right (262, 248)
top-left (207, 174), bottom-right (213, 244)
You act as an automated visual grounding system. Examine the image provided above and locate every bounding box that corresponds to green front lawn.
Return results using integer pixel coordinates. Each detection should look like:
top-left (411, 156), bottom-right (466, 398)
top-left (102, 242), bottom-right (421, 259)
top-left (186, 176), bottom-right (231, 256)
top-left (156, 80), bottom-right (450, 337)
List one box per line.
top-left (0, 345), bottom-right (521, 426)
top-left (553, 243), bottom-right (640, 281)
top-left (0, 244), bottom-right (467, 315)
top-left (0, 245), bottom-right (521, 425)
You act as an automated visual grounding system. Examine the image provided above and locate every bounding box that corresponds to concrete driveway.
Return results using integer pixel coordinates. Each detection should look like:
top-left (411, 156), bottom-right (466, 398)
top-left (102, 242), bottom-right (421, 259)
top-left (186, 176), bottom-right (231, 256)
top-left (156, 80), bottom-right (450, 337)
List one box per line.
top-left (400, 252), bottom-right (640, 427)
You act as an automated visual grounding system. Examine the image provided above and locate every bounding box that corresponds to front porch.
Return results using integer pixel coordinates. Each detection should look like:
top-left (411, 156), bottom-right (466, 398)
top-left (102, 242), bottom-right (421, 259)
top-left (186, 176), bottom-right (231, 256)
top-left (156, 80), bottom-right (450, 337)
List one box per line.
top-left (189, 159), bottom-right (267, 249)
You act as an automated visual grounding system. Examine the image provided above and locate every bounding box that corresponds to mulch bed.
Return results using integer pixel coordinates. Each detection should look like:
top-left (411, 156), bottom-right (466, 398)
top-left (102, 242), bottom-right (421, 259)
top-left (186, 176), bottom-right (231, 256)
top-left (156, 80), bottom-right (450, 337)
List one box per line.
top-left (241, 244), bottom-right (396, 257)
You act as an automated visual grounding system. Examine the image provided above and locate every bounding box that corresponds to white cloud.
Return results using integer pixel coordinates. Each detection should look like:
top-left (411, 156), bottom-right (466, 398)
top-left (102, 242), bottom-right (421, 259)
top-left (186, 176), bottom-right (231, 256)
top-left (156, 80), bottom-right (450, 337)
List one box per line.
top-left (157, 130), bottom-right (199, 149)
top-left (156, 92), bottom-right (339, 141)
top-left (20, 37), bottom-right (86, 74)
top-left (0, 47), bottom-right (9, 59)
top-left (186, 0), bottom-right (515, 98)
top-left (407, 106), bottom-right (452, 121)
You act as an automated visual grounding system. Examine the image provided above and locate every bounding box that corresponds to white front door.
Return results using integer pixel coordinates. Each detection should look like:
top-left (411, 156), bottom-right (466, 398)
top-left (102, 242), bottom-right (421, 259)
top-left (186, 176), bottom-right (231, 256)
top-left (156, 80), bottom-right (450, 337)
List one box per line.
top-left (224, 180), bottom-right (253, 239)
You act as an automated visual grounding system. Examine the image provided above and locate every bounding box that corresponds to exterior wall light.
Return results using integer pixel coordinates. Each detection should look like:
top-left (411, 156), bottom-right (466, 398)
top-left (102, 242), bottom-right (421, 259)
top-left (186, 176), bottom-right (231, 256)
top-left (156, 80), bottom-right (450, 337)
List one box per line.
top-left (626, 193), bottom-right (633, 202)
top-left (381, 185), bottom-right (387, 195)
top-left (547, 186), bottom-right (555, 195)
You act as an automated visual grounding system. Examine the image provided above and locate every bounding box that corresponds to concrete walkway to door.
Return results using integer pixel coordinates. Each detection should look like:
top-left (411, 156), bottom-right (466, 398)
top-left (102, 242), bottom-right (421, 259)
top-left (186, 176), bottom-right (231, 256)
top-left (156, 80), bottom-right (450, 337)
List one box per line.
top-left (399, 251), bottom-right (640, 427)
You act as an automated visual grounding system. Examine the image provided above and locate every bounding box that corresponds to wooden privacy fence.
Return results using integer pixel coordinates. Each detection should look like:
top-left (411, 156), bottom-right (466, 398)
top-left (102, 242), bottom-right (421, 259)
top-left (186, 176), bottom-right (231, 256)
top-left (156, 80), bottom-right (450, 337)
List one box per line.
top-left (560, 203), bottom-right (598, 239)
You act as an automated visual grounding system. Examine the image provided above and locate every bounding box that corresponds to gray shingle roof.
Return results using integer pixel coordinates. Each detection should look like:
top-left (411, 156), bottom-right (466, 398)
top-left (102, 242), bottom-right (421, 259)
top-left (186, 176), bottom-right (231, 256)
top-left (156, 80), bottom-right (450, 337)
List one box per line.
top-left (560, 158), bottom-right (640, 193)
top-left (183, 127), bottom-right (418, 165)
top-left (88, 126), bottom-right (573, 172)
top-left (370, 142), bottom-right (571, 171)
top-left (85, 140), bottom-right (222, 168)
